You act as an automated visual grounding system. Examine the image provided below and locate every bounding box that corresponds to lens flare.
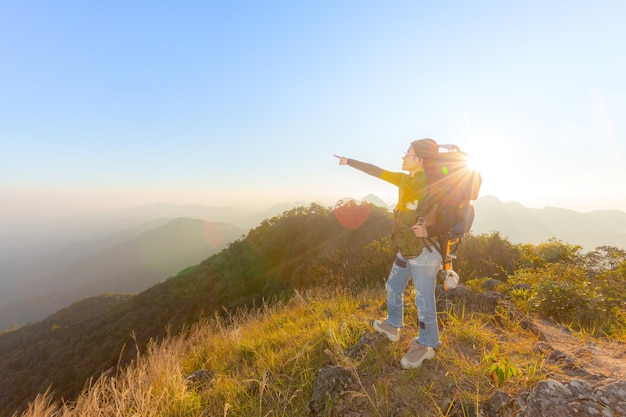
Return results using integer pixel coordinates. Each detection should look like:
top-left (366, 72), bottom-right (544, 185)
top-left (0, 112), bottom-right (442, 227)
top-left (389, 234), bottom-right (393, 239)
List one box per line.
top-left (332, 200), bottom-right (372, 229)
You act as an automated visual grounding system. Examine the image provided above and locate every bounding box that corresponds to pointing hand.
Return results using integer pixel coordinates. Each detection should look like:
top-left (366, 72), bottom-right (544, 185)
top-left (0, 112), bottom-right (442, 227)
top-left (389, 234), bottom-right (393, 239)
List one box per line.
top-left (334, 154), bottom-right (348, 165)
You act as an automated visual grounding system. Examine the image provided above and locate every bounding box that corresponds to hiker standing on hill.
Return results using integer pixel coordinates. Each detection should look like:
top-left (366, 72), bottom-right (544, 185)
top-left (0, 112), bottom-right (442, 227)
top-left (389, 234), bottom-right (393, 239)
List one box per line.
top-left (334, 138), bottom-right (444, 369)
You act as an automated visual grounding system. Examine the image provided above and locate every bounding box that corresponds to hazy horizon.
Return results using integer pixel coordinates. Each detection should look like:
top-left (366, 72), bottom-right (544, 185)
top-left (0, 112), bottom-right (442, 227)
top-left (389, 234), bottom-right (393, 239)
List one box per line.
top-left (2, 2), bottom-right (625, 259)
top-left (2, 193), bottom-right (625, 263)
top-left (3, 190), bottom-right (626, 228)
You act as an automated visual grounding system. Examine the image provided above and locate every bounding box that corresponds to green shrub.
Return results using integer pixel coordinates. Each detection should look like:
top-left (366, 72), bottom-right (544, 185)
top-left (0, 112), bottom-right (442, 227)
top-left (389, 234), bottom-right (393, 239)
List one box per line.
top-left (507, 261), bottom-right (626, 336)
top-left (530, 279), bottom-right (599, 327)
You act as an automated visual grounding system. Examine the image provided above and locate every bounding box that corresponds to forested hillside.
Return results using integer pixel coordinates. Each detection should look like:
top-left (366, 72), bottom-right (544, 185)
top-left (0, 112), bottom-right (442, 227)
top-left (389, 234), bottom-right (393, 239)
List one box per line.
top-left (0, 203), bottom-right (393, 416)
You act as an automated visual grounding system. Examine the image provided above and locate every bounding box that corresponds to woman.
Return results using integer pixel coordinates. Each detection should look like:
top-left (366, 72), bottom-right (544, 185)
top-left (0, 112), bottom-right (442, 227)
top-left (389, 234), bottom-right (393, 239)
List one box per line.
top-left (334, 138), bottom-right (442, 369)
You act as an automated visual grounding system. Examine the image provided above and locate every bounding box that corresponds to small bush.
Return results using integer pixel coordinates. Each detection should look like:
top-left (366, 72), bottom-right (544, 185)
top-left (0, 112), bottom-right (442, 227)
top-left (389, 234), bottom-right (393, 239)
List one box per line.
top-left (531, 279), bottom-right (598, 327)
top-left (507, 261), bottom-right (626, 337)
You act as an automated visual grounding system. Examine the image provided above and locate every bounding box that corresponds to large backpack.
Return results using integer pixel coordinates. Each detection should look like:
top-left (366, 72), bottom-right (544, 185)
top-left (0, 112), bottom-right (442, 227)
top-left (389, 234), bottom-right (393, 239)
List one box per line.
top-left (419, 144), bottom-right (482, 289)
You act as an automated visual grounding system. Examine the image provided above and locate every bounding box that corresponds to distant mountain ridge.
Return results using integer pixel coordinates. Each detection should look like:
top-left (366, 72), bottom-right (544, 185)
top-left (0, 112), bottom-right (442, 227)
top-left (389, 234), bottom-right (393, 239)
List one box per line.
top-left (0, 218), bottom-right (245, 330)
top-left (0, 201), bottom-right (308, 264)
top-left (0, 201), bottom-right (310, 330)
top-left (348, 194), bottom-right (626, 250)
top-left (471, 195), bottom-right (626, 250)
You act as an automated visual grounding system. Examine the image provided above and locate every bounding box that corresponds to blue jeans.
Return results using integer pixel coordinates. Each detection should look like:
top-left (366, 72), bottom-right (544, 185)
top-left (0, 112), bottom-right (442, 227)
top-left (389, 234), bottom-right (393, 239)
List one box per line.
top-left (385, 248), bottom-right (442, 348)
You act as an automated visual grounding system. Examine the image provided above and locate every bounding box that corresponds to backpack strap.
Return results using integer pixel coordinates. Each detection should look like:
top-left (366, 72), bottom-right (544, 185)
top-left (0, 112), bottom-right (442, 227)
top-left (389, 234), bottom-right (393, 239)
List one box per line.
top-left (420, 235), bottom-right (447, 260)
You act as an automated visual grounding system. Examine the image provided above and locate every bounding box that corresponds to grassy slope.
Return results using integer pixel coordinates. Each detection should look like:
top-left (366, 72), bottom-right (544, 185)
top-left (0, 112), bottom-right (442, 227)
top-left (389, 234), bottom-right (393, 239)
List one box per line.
top-left (17, 285), bottom-right (565, 417)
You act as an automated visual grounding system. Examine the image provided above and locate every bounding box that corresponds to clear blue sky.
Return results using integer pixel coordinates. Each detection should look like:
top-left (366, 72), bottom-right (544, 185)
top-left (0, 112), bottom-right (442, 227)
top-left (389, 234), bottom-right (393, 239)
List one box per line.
top-left (2, 1), bottom-right (625, 227)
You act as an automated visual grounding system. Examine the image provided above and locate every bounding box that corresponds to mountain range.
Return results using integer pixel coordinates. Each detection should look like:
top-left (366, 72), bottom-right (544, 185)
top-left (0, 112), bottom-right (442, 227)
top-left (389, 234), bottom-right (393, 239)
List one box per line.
top-left (471, 195), bottom-right (626, 250)
top-left (1, 195), bottom-right (624, 331)
top-left (0, 201), bottom-right (312, 330)
top-left (362, 194), bottom-right (626, 250)
top-left (0, 218), bottom-right (245, 330)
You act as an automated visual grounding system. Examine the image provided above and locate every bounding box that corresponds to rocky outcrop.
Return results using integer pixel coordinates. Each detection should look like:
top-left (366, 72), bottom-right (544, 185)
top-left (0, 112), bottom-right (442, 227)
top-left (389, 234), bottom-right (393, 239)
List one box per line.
top-left (307, 343), bottom-right (626, 417)
top-left (516, 379), bottom-right (626, 417)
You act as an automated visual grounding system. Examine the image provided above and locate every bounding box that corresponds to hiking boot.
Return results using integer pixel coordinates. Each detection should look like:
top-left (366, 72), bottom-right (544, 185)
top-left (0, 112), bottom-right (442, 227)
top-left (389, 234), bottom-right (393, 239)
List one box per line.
top-left (373, 319), bottom-right (400, 342)
top-left (401, 340), bottom-right (435, 369)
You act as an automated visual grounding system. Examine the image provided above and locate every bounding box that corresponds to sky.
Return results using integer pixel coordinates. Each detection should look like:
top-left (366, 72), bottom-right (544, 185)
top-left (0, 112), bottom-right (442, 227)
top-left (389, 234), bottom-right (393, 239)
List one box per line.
top-left (2, 1), bottom-right (626, 232)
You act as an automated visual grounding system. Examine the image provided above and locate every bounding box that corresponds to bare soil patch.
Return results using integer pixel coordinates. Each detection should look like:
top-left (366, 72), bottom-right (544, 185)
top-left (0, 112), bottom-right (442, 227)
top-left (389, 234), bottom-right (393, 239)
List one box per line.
top-left (534, 317), bottom-right (626, 380)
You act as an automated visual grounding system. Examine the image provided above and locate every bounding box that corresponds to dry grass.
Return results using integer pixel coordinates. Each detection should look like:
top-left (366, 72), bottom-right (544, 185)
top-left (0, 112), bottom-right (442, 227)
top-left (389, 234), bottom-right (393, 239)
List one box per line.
top-left (16, 286), bottom-right (564, 417)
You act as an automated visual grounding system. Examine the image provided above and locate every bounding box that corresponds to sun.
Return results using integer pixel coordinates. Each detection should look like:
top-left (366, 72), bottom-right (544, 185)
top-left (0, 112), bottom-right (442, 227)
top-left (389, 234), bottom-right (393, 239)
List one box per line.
top-left (460, 142), bottom-right (517, 203)
top-left (464, 150), bottom-right (483, 173)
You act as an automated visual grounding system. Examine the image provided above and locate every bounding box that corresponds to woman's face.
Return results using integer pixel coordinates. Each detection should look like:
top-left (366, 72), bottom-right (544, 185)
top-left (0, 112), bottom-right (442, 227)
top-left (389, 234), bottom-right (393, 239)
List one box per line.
top-left (402, 147), bottom-right (422, 172)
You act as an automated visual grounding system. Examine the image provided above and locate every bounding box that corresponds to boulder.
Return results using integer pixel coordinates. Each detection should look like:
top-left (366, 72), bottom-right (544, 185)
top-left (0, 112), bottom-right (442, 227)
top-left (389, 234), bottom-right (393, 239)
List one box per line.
top-left (515, 379), bottom-right (625, 417)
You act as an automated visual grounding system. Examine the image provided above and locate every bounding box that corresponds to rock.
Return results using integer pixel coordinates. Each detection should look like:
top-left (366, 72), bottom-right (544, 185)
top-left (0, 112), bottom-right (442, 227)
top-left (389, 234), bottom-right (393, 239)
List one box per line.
top-left (185, 369), bottom-right (213, 390)
top-left (534, 341), bottom-right (552, 354)
top-left (482, 278), bottom-right (504, 291)
top-left (484, 390), bottom-right (514, 417)
top-left (345, 332), bottom-right (378, 360)
top-left (544, 348), bottom-right (594, 378)
top-left (596, 381), bottom-right (626, 416)
top-left (515, 379), bottom-right (624, 416)
top-left (437, 286), bottom-right (501, 315)
top-left (308, 365), bottom-right (359, 416)
top-left (547, 348), bottom-right (575, 365)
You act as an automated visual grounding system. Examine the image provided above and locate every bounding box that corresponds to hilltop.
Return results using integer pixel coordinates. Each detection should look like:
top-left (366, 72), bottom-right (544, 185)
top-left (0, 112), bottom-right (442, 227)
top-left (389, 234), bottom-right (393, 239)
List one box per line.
top-left (1, 202), bottom-right (625, 416)
top-left (14, 285), bottom-right (626, 416)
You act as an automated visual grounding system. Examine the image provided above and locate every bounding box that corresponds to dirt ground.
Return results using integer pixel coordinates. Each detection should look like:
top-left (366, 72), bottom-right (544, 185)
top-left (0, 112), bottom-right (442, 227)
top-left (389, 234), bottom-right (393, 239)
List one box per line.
top-left (534, 317), bottom-right (626, 380)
